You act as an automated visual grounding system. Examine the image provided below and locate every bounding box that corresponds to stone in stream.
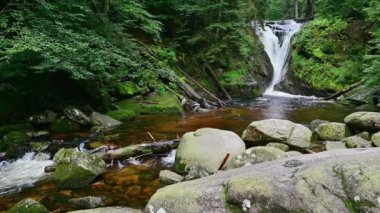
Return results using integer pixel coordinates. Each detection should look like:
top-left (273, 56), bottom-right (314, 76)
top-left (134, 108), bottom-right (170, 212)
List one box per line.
top-left (53, 148), bottom-right (107, 189)
top-left (343, 136), bottom-right (373, 148)
top-left (64, 107), bottom-right (91, 126)
top-left (67, 206), bottom-right (141, 213)
top-left (89, 111), bottom-right (122, 128)
top-left (344, 111), bottom-right (380, 132)
top-left (0, 130), bottom-right (30, 159)
top-left (325, 141), bottom-right (347, 150)
top-left (371, 132), bottom-right (380, 147)
top-left (174, 128), bottom-right (245, 177)
top-left (229, 146), bottom-right (287, 169)
top-left (242, 119), bottom-right (312, 148)
top-left (315, 122), bottom-right (349, 141)
top-left (159, 170), bottom-right (184, 184)
top-left (69, 196), bottom-right (113, 209)
top-left (7, 198), bottom-right (49, 213)
top-left (145, 148), bottom-right (380, 213)
top-left (28, 110), bottom-right (57, 125)
top-left (266, 142), bottom-right (289, 151)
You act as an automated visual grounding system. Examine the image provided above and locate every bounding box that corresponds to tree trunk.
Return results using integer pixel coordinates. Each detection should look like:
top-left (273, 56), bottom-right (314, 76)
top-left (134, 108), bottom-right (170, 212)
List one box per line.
top-left (305, 0), bottom-right (315, 18)
top-left (295, 0), bottom-right (299, 19)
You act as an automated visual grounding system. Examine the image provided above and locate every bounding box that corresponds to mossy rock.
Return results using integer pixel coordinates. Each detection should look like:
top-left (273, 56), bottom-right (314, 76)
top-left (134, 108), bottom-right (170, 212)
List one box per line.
top-left (50, 118), bottom-right (81, 133)
top-left (53, 148), bottom-right (107, 189)
top-left (0, 130), bottom-right (30, 158)
top-left (7, 198), bottom-right (49, 213)
top-left (108, 93), bottom-right (183, 117)
top-left (0, 123), bottom-right (33, 138)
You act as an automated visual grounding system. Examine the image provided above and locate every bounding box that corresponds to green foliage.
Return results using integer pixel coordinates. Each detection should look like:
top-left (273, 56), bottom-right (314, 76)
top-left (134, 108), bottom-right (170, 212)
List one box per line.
top-left (292, 18), bottom-right (366, 90)
top-left (315, 0), bottom-right (370, 19)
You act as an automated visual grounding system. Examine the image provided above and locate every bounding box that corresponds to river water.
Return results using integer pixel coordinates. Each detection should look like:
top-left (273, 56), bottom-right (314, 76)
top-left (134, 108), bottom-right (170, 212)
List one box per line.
top-left (0, 96), bottom-right (358, 211)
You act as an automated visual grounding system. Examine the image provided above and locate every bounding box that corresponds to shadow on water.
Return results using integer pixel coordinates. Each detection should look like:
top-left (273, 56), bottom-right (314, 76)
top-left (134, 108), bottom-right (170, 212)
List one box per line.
top-left (0, 96), bottom-right (359, 211)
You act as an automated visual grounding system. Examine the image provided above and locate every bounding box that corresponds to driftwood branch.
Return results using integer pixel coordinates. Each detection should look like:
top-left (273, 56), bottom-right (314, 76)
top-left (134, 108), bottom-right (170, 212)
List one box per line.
top-left (323, 80), bottom-right (365, 100)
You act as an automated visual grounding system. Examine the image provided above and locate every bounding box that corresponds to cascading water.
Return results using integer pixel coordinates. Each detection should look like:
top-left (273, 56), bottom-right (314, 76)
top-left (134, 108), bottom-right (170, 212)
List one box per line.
top-left (253, 20), bottom-right (302, 96)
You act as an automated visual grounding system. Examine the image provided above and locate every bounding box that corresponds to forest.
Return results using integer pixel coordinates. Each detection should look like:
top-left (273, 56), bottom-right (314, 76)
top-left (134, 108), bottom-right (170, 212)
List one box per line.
top-left (1, 0), bottom-right (380, 212)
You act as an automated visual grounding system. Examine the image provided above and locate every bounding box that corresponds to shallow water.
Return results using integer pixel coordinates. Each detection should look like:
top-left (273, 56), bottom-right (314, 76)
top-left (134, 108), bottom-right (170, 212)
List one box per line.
top-left (0, 96), bottom-right (359, 211)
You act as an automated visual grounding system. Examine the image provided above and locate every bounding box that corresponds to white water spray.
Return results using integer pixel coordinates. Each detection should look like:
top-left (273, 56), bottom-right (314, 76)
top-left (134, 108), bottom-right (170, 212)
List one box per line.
top-left (254, 20), bottom-right (302, 96)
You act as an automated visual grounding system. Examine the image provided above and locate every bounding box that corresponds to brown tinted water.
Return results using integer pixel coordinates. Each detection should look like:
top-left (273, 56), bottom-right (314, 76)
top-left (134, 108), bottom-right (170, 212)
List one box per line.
top-left (0, 96), bottom-right (359, 212)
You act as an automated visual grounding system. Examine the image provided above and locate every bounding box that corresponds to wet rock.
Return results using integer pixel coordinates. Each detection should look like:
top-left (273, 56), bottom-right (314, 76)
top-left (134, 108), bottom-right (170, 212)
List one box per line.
top-left (371, 132), bottom-right (380, 147)
top-left (30, 141), bottom-right (50, 152)
top-left (146, 148), bottom-right (380, 213)
top-left (344, 111), bottom-right (380, 132)
top-left (7, 198), bottom-right (49, 213)
top-left (50, 118), bottom-right (81, 133)
top-left (90, 112), bottom-right (122, 128)
top-left (325, 141), bottom-right (347, 150)
top-left (343, 136), bottom-right (373, 148)
top-left (266, 142), bottom-right (289, 151)
top-left (159, 170), bottom-right (184, 184)
top-left (229, 146), bottom-right (286, 169)
top-left (315, 122), bottom-right (348, 141)
top-left (67, 206), bottom-right (141, 213)
top-left (174, 128), bottom-right (245, 176)
top-left (0, 123), bottom-right (33, 138)
top-left (53, 148), bottom-right (107, 189)
top-left (28, 110), bottom-right (57, 125)
top-left (242, 119), bottom-right (312, 148)
top-left (26, 131), bottom-right (49, 138)
top-left (69, 196), bottom-right (112, 209)
top-left (356, 131), bottom-right (371, 140)
top-left (309, 119), bottom-right (329, 131)
top-left (0, 130), bottom-right (30, 158)
top-left (64, 107), bottom-right (91, 125)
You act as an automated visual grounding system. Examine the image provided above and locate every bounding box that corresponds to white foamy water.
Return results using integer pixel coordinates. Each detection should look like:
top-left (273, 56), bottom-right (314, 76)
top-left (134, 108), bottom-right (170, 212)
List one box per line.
top-left (161, 149), bottom-right (176, 165)
top-left (254, 20), bottom-right (302, 96)
top-left (0, 152), bottom-right (54, 195)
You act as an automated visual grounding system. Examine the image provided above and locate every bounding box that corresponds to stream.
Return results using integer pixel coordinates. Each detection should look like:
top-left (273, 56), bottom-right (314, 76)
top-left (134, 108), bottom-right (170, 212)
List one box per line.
top-left (0, 96), bottom-right (359, 211)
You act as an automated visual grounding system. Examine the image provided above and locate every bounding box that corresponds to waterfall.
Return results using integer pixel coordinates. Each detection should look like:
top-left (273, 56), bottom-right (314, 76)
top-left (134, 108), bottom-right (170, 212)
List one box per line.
top-left (253, 20), bottom-right (302, 96)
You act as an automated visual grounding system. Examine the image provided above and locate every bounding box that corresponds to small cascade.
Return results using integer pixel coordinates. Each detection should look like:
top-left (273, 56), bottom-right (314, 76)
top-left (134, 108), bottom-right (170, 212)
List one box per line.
top-left (253, 20), bottom-right (302, 96)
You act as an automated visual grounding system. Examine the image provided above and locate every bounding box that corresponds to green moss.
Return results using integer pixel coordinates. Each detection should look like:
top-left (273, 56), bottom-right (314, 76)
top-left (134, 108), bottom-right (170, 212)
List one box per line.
top-left (50, 118), bottom-right (81, 133)
top-left (222, 187), bottom-right (243, 213)
top-left (0, 123), bottom-right (33, 138)
top-left (118, 81), bottom-right (142, 96)
top-left (106, 109), bottom-right (137, 121)
top-left (0, 130), bottom-right (30, 158)
top-left (7, 198), bottom-right (49, 213)
top-left (109, 93), bottom-right (183, 116)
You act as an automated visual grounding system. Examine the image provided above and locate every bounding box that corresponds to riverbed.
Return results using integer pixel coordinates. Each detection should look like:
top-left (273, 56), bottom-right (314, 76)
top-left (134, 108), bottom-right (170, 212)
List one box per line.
top-left (0, 96), bottom-right (359, 211)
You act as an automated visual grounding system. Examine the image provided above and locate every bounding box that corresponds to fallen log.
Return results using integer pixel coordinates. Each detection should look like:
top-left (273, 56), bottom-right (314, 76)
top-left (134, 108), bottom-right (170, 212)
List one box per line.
top-left (323, 80), bottom-right (365, 100)
top-left (204, 63), bottom-right (232, 101)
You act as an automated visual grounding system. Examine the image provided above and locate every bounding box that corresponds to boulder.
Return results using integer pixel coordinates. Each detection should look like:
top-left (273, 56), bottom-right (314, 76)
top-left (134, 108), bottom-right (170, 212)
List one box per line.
top-left (69, 196), bottom-right (112, 209)
top-left (0, 130), bottom-right (30, 158)
top-left (64, 107), bottom-right (91, 125)
top-left (325, 141), bottom-right (347, 150)
top-left (53, 148), bottom-right (107, 189)
top-left (28, 110), bottom-right (57, 125)
top-left (229, 146), bottom-right (286, 169)
top-left (242, 119), bottom-right (312, 148)
top-left (266, 142), bottom-right (289, 151)
top-left (159, 170), bottom-right (184, 184)
top-left (309, 119), bottom-right (329, 131)
top-left (371, 132), bottom-right (380, 147)
top-left (355, 131), bottom-right (370, 140)
top-left (315, 122), bottom-right (348, 141)
top-left (344, 111), bottom-right (380, 132)
top-left (174, 128), bottom-right (245, 176)
top-left (68, 207), bottom-right (141, 213)
top-left (343, 136), bottom-right (373, 148)
top-left (146, 148), bottom-right (380, 213)
top-left (7, 198), bottom-right (49, 213)
top-left (90, 112), bottom-right (122, 128)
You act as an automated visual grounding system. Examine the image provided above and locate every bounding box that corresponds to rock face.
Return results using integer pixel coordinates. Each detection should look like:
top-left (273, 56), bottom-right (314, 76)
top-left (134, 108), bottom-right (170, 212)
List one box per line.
top-left (344, 111), bottom-right (380, 132)
top-left (53, 148), bottom-right (107, 189)
top-left (159, 170), bottom-right (184, 184)
top-left (146, 148), bottom-right (380, 213)
top-left (316, 122), bottom-right (348, 141)
top-left (372, 132), bottom-right (380, 147)
top-left (343, 136), bottom-right (373, 148)
top-left (174, 128), bottom-right (245, 175)
top-left (7, 198), bottom-right (49, 213)
top-left (90, 112), bottom-right (122, 128)
top-left (242, 119), bottom-right (312, 148)
top-left (229, 146), bottom-right (286, 169)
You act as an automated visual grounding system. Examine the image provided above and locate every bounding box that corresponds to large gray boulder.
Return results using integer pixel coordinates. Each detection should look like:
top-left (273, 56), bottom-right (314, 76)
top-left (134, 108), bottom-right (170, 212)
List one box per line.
top-left (242, 119), bottom-right (312, 148)
top-left (53, 148), bottom-right (107, 189)
top-left (316, 122), bottom-right (348, 141)
top-left (174, 128), bottom-right (245, 175)
top-left (229, 146), bottom-right (286, 169)
top-left (344, 111), bottom-right (380, 132)
top-left (372, 132), bottom-right (380, 147)
top-left (145, 148), bottom-right (380, 213)
top-left (90, 112), bottom-right (122, 128)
